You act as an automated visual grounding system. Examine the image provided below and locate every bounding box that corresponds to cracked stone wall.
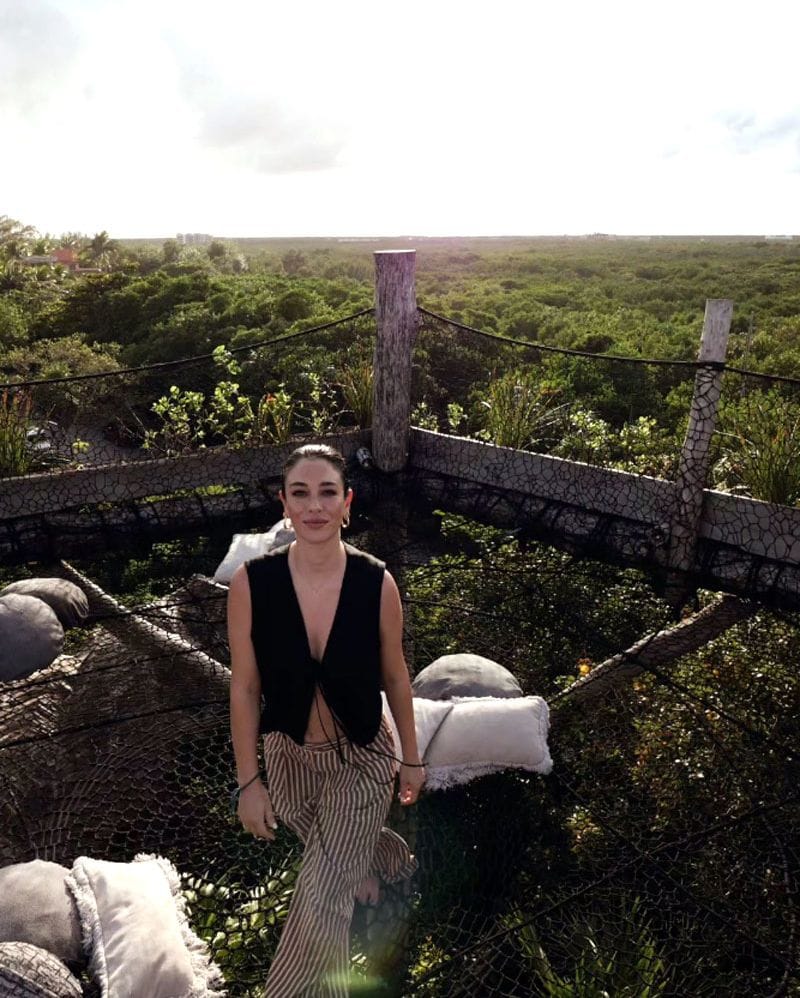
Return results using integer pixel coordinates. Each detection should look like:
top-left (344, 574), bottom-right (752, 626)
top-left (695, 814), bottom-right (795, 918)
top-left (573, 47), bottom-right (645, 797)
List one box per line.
top-left (407, 429), bottom-right (800, 608)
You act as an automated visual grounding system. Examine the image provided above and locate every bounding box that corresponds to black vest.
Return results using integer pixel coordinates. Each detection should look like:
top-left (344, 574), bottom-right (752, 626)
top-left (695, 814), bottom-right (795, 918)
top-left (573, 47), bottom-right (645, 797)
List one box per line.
top-left (246, 543), bottom-right (385, 746)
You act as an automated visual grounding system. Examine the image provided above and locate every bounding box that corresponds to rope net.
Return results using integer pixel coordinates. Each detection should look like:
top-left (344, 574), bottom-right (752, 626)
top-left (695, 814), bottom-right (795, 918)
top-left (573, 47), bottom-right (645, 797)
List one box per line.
top-left (1, 488), bottom-right (798, 997)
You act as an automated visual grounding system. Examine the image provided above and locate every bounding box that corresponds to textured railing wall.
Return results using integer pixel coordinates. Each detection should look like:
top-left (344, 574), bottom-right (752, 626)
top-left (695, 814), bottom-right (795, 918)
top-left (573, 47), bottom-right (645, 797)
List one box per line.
top-left (406, 428), bottom-right (800, 607)
top-left (0, 431), bottom-right (367, 521)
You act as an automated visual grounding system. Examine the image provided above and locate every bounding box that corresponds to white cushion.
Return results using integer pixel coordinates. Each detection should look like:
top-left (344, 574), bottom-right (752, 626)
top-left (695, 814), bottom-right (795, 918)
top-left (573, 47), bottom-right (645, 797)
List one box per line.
top-left (0, 860), bottom-right (82, 966)
top-left (212, 521), bottom-right (295, 583)
top-left (383, 694), bottom-right (552, 790)
top-left (424, 695), bottom-right (552, 789)
top-left (381, 694), bottom-right (453, 762)
top-left (66, 854), bottom-right (224, 998)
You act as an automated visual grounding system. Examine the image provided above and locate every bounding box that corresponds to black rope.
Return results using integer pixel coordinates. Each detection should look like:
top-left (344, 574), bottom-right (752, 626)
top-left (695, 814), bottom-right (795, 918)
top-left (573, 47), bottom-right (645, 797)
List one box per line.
top-left (0, 308), bottom-right (374, 391)
top-left (418, 305), bottom-right (707, 369)
top-left (419, 305), bottom-right (800, 387)
top-left (725, 364), bottom-right (800, 389)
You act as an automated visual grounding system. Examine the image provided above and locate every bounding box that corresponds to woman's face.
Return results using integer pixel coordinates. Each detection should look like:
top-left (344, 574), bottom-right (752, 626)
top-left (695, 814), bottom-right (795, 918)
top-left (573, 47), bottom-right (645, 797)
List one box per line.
top-left (281, 458), bottom-right (352, 543)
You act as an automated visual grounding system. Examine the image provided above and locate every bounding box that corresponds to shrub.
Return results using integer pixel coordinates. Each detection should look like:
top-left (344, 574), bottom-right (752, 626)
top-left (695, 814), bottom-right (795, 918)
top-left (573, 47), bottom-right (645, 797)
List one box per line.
top-left (715, 391), bottom-right (800, 506)
top-left (0, 388), bottom-right (33, 477)
top-left (338, 358), bottom-right (373, 428)
top-left (254, 388), bottom-right (294, 445)
top-left (479, 370), bottom-right (566, 450)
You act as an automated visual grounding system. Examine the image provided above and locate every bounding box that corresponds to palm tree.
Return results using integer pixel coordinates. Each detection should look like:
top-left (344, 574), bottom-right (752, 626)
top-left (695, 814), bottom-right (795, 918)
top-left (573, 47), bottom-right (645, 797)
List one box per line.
top-left (0, 215), bottom-right (38, 275)
top-left (87, 230), bottom-right (118, 270)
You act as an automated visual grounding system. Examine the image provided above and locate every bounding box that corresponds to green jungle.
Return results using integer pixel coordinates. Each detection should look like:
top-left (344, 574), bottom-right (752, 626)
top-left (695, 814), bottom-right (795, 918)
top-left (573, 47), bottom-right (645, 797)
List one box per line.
top-left (3, 219), bottom-right (800, 503)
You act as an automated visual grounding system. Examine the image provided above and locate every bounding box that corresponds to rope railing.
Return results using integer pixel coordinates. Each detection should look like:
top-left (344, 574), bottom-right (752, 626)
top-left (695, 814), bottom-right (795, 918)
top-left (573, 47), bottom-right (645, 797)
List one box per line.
top-left (0, 308), bottom-right (374, 391)
top-left (419, 304), bottom-right (800, 388)
top-left (3, 303), bottom-right (797, 394)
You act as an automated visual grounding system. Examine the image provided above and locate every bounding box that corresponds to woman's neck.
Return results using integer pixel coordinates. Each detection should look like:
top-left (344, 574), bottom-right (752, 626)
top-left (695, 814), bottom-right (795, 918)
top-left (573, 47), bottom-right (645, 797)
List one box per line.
top-left (289, 537), bottom-right (345, 577)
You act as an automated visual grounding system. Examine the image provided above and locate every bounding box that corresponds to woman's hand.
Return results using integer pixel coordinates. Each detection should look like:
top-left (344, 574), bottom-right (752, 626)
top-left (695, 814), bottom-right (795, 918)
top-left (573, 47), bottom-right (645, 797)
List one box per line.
top-left (398, 762), bottom-right (426, 806)
top-left (237, 781), bottom-right (278, 841)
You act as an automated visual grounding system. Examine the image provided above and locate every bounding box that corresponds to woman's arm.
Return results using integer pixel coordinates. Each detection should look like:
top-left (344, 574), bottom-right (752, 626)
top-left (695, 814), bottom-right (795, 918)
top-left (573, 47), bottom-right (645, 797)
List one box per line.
top-left (380, 571), bottom-right (425, 805)
top-left (228, 564), bottom-right (277, 839)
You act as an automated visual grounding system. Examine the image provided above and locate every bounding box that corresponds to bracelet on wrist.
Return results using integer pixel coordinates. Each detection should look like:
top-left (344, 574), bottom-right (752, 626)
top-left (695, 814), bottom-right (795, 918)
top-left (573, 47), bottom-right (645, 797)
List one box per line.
top-left (229, 772), bottom-right (264, 816)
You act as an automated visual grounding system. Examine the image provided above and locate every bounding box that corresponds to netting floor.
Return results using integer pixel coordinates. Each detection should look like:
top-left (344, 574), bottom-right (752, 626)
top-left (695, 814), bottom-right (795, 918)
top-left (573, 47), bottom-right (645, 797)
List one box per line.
top-left (1, 492), bottom-right (798, 997)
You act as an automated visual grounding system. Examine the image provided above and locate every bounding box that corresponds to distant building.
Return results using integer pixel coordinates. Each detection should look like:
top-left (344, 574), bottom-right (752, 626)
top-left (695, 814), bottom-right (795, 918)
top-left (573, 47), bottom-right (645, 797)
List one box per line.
top-left (176, 233), bottom-right (214, 245)
top-left (19, 248), bottom-right (80, 272)
top-left (51, 248), bottom-right (80, 270)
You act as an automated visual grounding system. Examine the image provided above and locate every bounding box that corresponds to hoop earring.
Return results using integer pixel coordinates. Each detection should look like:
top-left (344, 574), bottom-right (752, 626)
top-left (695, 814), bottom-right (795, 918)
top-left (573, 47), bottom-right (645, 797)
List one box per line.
top-left (342, 512), bottom-right (350, 529)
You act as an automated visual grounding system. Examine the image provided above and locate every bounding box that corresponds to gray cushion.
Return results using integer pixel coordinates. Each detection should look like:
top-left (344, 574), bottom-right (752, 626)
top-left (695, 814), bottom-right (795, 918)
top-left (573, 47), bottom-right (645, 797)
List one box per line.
top-left (0, 580), bottom-right (89, 630)
top-left (0, 941), bottom-right (82, 998)
top-left (0, 595), bottom-right (65, 682)
top-left (412, 653), bottom-right (524, 700)
top-left (0, 861), bottom-right (83, 967)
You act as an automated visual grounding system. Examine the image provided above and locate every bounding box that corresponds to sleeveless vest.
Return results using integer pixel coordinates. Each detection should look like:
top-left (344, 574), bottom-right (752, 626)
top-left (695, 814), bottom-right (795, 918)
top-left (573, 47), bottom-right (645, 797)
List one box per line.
top-left (246, 543), bottom-right (385, 746)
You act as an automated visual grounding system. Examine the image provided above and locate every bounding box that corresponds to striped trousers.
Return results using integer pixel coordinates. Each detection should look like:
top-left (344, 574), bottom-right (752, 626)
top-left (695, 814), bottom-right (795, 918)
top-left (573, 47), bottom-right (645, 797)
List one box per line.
top-left (263, 718), bottom-right (417, 997)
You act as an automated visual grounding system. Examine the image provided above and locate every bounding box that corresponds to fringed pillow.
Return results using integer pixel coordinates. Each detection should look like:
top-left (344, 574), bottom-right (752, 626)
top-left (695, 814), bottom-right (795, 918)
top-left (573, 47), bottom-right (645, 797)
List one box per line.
top-left (67, 854), bottom-right (225, 998)
top-left (213, 522), bottom-right (295, 583)
top-left (381, 693), bottom-right (454, 764)
top-left (384, 694), bottom-right (552, 790)
top-left (422, 695), bottom-right (552, 789)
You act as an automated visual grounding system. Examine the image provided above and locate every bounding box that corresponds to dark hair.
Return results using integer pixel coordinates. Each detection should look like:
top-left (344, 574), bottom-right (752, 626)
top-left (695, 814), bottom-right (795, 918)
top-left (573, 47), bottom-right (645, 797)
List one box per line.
top-left (281, 444), bottom-right (349, 492)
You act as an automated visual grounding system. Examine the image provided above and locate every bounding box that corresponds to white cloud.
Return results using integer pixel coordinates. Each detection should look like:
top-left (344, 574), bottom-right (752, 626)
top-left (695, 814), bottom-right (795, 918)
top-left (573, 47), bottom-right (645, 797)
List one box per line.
top-left (0, 1), bottom-right (83, 114)
top-left (2, 0), bottom-right (799, 236)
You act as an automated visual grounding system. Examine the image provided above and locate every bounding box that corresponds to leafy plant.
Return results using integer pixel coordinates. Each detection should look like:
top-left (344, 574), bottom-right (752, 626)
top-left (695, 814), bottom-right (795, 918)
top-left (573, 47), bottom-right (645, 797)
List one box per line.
top-left (555, 409), bottom-right (677, 477)
top-left (338, 357), bottom-right (373, 428)
top-left (0, 388), bottom-right (33, 477)
top-left (446, 401), bottom-right (467, 435)
top-left (479, 370), bottom-right (567, 450)
top-left (714, 391), bottom-right (800, 506)
top-left (508, 898), bottom-right (673, 998)
top-left (407, 936), bottom-right (451, 996)
top-left (145, 385), bottom-right (207, 454)
top-left (206, 379), bottom-right (254, 445)
top-left (145, 347), bottom-right (261, 454)
top-left (554, 408), bottom-right (614, 465)
top-left (183, 865), bottom-right (297, 987)
top-left (253, 387), bottom-right (294, 444)
top-left (411, 400), bottom-right (439, 431)
top-left (301, 369), bottom-right (338, 435)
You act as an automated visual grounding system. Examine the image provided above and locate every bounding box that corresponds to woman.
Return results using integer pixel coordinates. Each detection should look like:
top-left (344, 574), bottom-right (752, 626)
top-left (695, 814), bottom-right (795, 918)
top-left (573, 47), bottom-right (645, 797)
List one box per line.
top-left (228, 443), bottom-right (425, 997)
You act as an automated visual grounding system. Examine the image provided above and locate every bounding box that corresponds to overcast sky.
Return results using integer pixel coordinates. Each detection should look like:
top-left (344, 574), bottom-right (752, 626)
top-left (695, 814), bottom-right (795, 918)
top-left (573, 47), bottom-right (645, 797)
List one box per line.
top-left (2, 0), bottom-right (799, 239)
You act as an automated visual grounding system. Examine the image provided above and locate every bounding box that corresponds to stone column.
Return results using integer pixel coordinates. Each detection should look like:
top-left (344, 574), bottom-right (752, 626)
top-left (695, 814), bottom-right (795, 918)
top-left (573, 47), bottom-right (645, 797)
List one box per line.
top-left (666, 298), bottom-right (733, 590)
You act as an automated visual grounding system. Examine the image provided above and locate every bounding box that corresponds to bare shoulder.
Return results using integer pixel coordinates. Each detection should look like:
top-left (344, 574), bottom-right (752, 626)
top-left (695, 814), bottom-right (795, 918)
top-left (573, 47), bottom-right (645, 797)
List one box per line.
top-left (229, 563), bottom-right (251, 599)
top-left (380, 569), bottom-right (403, 627)
top-left (227, 564), bottom-right (252, 628)
top-left (381, 569), bottom-right (401, 602)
